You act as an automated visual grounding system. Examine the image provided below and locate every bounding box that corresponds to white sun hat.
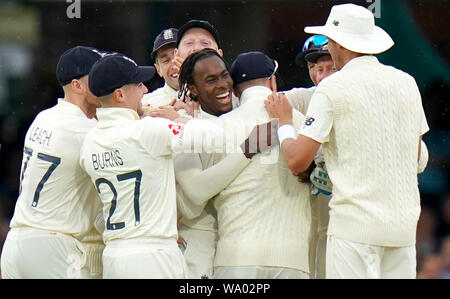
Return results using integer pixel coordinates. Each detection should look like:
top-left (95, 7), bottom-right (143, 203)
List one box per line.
top-left (304, 3), bottom-right (394, 54)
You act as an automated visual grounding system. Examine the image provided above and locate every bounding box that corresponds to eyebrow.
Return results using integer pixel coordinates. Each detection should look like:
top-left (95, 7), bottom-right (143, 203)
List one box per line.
top-left (203, 69), bottom-right (228, 80)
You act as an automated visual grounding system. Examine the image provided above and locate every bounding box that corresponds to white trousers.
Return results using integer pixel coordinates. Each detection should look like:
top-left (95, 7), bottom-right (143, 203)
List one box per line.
top-left (179, 227), bottom-right (217, 279)
top-left (314, 195), bottom-right (330, 279)
top-left (326, 235), bottom-right (416, 279)
top-left (213, 266), bottom-right (309, 279)
top-left (102, 238), bottom-right (186, 279)
top-left (1, 227), bottom-right (86, 279)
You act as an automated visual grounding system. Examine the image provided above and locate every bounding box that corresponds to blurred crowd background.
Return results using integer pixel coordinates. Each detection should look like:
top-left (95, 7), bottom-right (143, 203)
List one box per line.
top-left (0, 0), bottom-right (448, 279)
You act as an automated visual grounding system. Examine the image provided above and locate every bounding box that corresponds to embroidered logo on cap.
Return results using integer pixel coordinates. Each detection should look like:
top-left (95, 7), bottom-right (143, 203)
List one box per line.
top-left (163, 29), bottom-right (174, 40)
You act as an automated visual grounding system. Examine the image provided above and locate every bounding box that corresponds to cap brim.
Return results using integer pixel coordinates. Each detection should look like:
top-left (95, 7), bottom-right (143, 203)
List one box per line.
top-left (304, 25), bottom-right (394, 54)
top-left (151, 41), bottom-right (176, 61)
top-left (131, 66), bottom-right (156, 83)
top-left (295, 47), bottom-right (318, 68)
top-left (304, 50), bottom-right (330, 63)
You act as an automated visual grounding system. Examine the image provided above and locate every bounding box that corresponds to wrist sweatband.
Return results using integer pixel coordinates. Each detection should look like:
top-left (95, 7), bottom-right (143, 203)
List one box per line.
top-left (277, 124), bottom-right (296, 145)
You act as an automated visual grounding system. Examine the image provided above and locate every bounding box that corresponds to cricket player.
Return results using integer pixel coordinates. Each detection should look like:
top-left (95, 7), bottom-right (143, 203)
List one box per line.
top-left (209, 51), bottom-right (312, 279)
top-left (140, 21), bottom-right (226, 278)
top-left (172, 20), bottom-right (232, 278)
top-left (265, 4), bottom-right (429, 278)
top-left (288, 35), bottom-right (336, 279)
top-left (80, 53), bottom-right (225, 278)
top-left (141, 28), bottom-right (179, 108)
top-left (283, 34), bottom-right (329, 115)
top-left (0, 46), bottom-right (104, 279)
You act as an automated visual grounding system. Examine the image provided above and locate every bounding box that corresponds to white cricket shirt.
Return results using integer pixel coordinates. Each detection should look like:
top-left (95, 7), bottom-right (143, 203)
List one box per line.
top-left (10, 99), bottom-right (101, 239)
top-left (141, 83), bottom-right (178, 108)
top-left (283, 86), bottom-right (315, 115)
top-left (79, 108), bottom-right (224, 243)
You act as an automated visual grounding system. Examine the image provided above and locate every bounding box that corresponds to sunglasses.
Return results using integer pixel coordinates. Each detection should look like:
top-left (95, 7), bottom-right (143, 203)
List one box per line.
top-left (302, 35), bottom-right (328, 52)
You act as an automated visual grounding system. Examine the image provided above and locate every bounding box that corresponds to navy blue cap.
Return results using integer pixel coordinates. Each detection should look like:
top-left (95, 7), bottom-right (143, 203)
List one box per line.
top-left (56, 45), bottom-right (103, 86)
top-left (151, 28), bottom-right (178, 62)
top-left (176, 20), bottom-right (221, 49)
top-left (88, 54), bottom-right (156, 97)
top-left (304, 43), bottom-right (330, 63)
top-left (230, 51), bottom-right (278, 85)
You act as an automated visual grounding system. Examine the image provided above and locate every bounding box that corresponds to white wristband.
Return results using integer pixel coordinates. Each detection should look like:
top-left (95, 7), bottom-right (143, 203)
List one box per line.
top-left (277, 124), bottom-right (296, 145)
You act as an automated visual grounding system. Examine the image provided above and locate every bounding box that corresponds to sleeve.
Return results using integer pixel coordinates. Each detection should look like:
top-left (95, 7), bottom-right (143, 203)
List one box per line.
top-left (170, 118), bottom-right (226, 154)
top-left (299, 91), bottom-right (333, 144)
top-left (140, 117), bottom-right (183, 156)
top-left (419, 105), bottom-right (429, 136)
top-left (418, 140), bottom-right (429, 174)
top-left (174, 152), bottom-right (250, 206)
top-left (282, 87), bottom-right (315, 115)
top-left (292, 108), bottom-right (306, 133)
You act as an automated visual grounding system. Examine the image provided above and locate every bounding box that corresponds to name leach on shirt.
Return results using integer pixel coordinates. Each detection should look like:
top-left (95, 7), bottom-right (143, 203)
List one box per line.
top-left (28, 125), bottom-right (53, 147)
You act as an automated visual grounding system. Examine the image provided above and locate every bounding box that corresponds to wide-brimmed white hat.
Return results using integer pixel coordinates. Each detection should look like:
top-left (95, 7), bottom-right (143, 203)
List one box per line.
top-left (304, 3), bottom-right (394, 54)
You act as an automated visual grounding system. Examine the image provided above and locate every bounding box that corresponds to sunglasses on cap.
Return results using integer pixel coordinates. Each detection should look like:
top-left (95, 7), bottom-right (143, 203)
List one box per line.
top-left (302, 35), bottom-right (328, 52)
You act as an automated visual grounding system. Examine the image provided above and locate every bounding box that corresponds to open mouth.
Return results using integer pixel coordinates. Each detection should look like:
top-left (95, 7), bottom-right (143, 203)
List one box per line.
top-left (170, 73), bottom-right (179, 79)
top-left (216, 90), bottom-right (231, 104)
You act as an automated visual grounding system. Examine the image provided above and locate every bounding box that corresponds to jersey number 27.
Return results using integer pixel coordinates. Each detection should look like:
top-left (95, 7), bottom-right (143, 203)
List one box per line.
top-left (95, 170), bottom-right (142, 230)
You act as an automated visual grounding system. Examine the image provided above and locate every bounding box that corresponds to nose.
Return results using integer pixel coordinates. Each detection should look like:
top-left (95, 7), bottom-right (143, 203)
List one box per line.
top-left (191, 41), bottom-right (204, 54)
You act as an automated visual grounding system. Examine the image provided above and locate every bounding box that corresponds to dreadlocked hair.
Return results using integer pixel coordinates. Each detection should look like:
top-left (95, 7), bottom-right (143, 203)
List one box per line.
top-left (177, 48), bottom-right (228, 102)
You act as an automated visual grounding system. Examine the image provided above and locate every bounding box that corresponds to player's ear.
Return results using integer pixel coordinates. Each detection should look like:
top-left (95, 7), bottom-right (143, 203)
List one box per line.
top-left (269, 75), bottom-right (277, 92)
top-left (112, 88), bottom-right (124, 103)
top-left (154, 62), bottom-right (163, 78)
top-left (217, 49), bottom-right (224, 57)
top-left (70, 79), bottom-right (82, 93)
top-left (232, 86), bottom-right (240, 98)
top-left (187, 84), bottom-right (198, 99)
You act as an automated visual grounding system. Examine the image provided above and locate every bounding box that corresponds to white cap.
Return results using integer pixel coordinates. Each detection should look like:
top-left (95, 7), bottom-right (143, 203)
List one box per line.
top-left (304, 3), bottom-right (394, 54)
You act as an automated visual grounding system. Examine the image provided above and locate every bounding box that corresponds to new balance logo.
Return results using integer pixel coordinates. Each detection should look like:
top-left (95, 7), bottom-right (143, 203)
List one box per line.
top-left (304, 117), bottom-right (315, 126)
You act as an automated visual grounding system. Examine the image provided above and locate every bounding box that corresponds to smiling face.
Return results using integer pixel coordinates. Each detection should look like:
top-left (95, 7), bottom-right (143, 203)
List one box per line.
top-left (188, 55), bottom-right (233, 116)
top-left (155, 44), bottom-right (179, 90)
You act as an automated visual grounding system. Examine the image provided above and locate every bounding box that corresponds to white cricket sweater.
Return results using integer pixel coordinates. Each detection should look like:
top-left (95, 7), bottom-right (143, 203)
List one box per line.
top-left (212, 86), bottom-right (312, 273)
top-left (304, 55), bottom-right (429, 247)
top-left (141, 83), bottom-right (178, 108)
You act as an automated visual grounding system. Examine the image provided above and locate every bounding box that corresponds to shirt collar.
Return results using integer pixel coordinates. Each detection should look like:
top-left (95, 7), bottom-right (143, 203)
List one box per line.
top-left (239, 86), bottom-right (273, 106)
top-left (341, 55), bottom-right (379, 71)
top-left (96, 107), bottom-right (139, 127)
top-left (163, 83), bottom-right (178, 97)
top-left (198, 107), bottom-right (216, 119)
top-left (57, 98), bottom-right (90, 118)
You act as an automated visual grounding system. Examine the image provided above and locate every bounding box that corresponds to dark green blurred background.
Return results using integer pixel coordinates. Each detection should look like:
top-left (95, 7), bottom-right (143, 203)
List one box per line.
top-left (0, 0), bottom-right (449, 278)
